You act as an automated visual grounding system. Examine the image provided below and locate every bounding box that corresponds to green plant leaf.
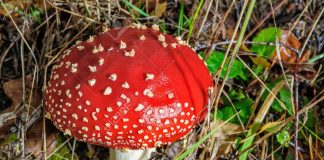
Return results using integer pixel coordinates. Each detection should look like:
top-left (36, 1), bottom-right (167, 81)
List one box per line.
top-left (217, 98), bottom-right (253, 124)
top-left (251, 27), bottom-right (282, 57)
top-left (228, 89), bottom-right (246, 101)
top-left (205, 51), bottom-right (246, 80)
top-left (270, 88), bottom-right (293, 114)
top-left (279, 88), bottom-right (293, 113)
top-left (276, 130), bottom-right (291, 147)
top-left (261, 80), bottom-right (293, 115)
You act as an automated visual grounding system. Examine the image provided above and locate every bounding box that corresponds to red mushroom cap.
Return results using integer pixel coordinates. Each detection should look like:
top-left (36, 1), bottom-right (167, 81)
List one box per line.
top-left (44, 24), bottom-right (213, 149)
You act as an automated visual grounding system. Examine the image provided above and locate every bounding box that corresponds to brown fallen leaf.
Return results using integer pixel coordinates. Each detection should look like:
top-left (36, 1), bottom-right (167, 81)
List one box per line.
top-left (133, 0), bottom-right (167, 17)
top-left (271, 30), bottom-right (310, 64)
top-left (0, 75), bottom-right (41, 140)
top-left (150, 1), bottom-right (167, 17)
top-left (1, 75), bottom-right (39, 113)
top-left (25, 119), bottom-right (59, 159)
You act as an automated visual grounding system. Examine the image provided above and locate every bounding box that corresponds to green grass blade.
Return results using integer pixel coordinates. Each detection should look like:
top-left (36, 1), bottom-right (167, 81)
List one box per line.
top-left (178, 0), bottom-right (185, 35)
top-left (309, 52), bottom-right (324, 63)
top-left (186, 0), bottom-right (204, 42)
top-left (122, 0), bottom-right (150, 17)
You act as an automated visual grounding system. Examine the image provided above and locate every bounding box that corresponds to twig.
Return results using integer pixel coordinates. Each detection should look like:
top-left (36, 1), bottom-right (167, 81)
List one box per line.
top-left (293, 8), bottom-right (324, 160)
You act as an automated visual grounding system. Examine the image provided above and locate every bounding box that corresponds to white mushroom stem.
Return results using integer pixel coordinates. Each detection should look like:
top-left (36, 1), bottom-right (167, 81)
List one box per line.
top-left (109, 148), bottom-right (156, 160)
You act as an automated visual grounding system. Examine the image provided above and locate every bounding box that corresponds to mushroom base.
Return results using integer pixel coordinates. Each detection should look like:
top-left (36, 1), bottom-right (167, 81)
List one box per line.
top-left (109, 148), bottom-right (156, 160)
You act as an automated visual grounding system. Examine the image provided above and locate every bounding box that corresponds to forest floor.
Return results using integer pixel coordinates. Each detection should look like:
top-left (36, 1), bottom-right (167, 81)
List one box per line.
top-left (0, 0), bottom-right (323, 159)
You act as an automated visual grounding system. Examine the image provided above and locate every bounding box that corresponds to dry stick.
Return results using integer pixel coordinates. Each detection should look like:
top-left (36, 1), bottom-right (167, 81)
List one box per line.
top-left (19, 37), bottom-right (26, 159)
top-left (310, 64), bottom-right (322, 85)
top-left (42, 112), bottom-right (47, 159)
top-left (293, 8), bottom-right (324, 160)
top-left (261, 139), bottom-right (267, 159)
top-left (246, 83), bottom-right (266, 126)
top-left (213, 46), bottom-right (304, 65)
top-left (26, 68), bottom-right (38, 122)
top-left (293, 60), bottom-right (300, 160)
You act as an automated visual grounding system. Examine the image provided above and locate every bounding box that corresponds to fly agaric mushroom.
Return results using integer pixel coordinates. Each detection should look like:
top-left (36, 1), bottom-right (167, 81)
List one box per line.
top-left (44, 24), bottom-right (213, 160)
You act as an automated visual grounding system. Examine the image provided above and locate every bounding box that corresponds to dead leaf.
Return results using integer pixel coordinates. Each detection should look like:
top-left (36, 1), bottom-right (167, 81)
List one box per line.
top-left (134, 0), bottom-right (167, 17)
top-left (151, 1), bottom-right (167, 17)
top-left (0, 75), bottom-right (41, 140)
top-left (271, 30), bottom-right (309, 64)
top-left (25, 119), bottom-right (59, 159)
top-left (2, 75), bottom-right (33, 112)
